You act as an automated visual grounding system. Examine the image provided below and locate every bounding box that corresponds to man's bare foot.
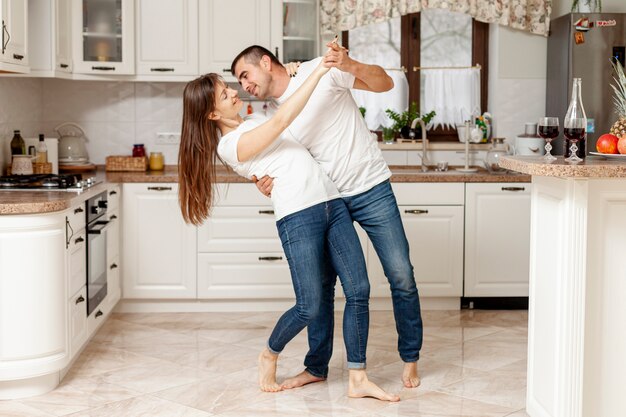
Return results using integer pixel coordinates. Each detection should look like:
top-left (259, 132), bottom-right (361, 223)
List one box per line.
top-left (348, 370), bottom-right (400, 402)
top-left (281, 370), bottom-right (325, 390)
top-left (402, 362), bottom-right (421, 388)
top-left (258, 348), bottom-right (282, 392)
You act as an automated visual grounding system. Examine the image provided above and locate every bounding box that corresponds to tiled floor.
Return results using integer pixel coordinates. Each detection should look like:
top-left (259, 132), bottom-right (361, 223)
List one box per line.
top-left (0, 310), bottom-right (531, 417)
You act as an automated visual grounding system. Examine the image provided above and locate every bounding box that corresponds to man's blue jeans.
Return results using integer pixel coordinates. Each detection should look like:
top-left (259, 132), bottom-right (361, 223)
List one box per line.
top-left (268, 198), bottom-right (370, 369)
top-left (304, 180), bottom-right (423, 378)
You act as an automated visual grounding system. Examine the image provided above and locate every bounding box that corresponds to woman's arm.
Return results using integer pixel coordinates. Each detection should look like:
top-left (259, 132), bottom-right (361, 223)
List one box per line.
top-left (236, 59), bottom-right (329, 162)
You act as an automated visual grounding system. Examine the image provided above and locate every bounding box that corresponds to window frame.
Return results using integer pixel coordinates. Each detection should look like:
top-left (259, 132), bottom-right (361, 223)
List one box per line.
top-left (343, 12), bottom-right (489, 142)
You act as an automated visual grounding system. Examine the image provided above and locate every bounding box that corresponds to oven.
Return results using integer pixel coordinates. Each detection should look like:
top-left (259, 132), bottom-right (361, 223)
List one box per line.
top-left (86, 191), bottom-right (109, 316)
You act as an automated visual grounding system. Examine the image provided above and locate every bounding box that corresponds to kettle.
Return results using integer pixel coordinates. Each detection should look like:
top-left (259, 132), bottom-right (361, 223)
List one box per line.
top-left (55, 122), bottom-right (90, 165)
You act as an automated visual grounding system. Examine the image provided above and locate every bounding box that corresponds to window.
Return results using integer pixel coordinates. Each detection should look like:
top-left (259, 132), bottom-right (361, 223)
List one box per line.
top-left (345, 11), bottom-right (489, 141)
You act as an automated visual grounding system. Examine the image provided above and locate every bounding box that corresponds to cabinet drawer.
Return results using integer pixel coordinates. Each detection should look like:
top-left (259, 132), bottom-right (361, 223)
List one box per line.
top-left (106, 210), bottom-right (120, 262)
top-left (198, 206), bottom-right (282, 252)
top-left (215, 183), bottom-right (273, 206)
top-left (68, 230), bottom-right (87, 297)
top-left (67, 203), bottom-right (86, 232)
top-left (107, 255), bottom-right (121, 307)
top-left (108, 186), bottom-right (120, 211)
top-left (391, 183), bottom-right (465, 205)
top-left (197, 253), bottom-right (294, 299)
top-left (69, 286), bottom-right (88, 357)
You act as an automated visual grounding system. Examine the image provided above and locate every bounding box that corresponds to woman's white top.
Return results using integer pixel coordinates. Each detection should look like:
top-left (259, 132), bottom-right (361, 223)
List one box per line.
top-left (217, 114), bottom-right (341, 220)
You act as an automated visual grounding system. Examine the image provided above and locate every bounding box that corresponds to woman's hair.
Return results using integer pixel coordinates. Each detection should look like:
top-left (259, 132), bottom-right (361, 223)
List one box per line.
top-left (178, 73), bottom-right (223, 225)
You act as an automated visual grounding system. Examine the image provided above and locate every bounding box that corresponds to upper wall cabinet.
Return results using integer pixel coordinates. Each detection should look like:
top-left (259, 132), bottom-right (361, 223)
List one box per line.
top-left (72, 0), bottom-right (134, 74)
top-left (1, 0), bottom-right (29, 72)
top-left (55, 0), bottom-right (72, 72)
top-left (135, 0), bottom-right (198, 75)
top-left (275, 0), bottom-right (319, 63)
top-left (199, 0), bottom-right (277, 79)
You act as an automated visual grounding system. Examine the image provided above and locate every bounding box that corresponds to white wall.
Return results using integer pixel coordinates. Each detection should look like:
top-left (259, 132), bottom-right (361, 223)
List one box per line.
top-left (488, 25), bottom-right (547, 146)
top-left (0, 78), bottom-right (44, 174)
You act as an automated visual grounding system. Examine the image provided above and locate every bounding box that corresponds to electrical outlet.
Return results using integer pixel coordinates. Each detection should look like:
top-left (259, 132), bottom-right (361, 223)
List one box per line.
top-left (156, 132), bottom-right (181, 145)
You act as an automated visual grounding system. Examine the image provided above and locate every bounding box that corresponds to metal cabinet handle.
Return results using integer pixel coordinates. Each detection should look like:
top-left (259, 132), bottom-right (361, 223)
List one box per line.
top-left (92, 66), bottom-right (115, 71)
top-left (222, 68), bottom-right (231, 73)
top-left (147, 186), bottom-right (172, 191)
top-left (275, 47), bottom-right (280, 61)
top-left (13, 53), bottom-right (24, 60)
top-left (258, 210), bottom-right (274, 215)
top-left (502, 187), bottom-right (525, 192)
top-left (60, 63), bottom-right (69, 69)
top-left (151, 67), bottom-right (174, 72)
top-left (2, 20), bottom-right (10, 54)
top-left (74, 207), bottom-right (84, 214)
top-left (75, 295), bottom-right (85, 304)
top-left (258, 256), bottom-right (283, 261)
top-left (109, 190), bottom-right (117, 196)
top-left (95, 310), bottom-right (103, 318)
top-left (110, 263), bottom-right (118, 270)
top-left (404, 209), bottom-right (429, 214)
top-left (110, 214), bottom-right (118, 220)
top-left (74, 236), bottom-right (84, 244)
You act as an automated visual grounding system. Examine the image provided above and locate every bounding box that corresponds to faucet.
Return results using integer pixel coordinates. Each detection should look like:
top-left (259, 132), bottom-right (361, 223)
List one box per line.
top-left (411, 118), bottom-right (429, 172)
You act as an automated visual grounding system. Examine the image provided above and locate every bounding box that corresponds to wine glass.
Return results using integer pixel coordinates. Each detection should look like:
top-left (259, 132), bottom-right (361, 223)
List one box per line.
top-left (537, 117), bottom-right (559, 161)
top-left (564, 118), bottom-right (586, 163)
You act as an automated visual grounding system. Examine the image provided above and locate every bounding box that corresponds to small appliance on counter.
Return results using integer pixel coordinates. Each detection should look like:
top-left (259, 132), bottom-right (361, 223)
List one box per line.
top-left (55, 122), bottom-right (96, 172)
top-left (514, 122), bottom-right (546, 156)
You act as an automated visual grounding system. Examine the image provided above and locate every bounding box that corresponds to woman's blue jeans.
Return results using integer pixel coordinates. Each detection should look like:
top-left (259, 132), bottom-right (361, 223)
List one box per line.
top-left (268, 198), bottom-right (370, 369)
top-left (304, 180), bottom-right (423, 378)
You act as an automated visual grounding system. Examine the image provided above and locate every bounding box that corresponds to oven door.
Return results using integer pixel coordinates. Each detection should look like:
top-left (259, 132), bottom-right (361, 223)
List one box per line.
top-left (87, 220), bottom-right (109, 316)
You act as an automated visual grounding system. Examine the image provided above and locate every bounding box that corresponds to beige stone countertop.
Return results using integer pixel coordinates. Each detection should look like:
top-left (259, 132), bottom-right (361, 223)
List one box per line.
top-left (500, 155), bottom-right (626, 178)
top-left (0, 165), bottom-right (530, 215)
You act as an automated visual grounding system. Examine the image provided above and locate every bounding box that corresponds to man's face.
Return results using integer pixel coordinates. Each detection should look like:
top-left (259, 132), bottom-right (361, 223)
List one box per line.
top-left (233, 57), bottom-right (273, 99)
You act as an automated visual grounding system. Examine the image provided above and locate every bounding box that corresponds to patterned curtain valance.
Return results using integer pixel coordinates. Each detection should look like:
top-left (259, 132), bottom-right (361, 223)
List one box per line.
top-left (320, 0), bottom-right (552, 37)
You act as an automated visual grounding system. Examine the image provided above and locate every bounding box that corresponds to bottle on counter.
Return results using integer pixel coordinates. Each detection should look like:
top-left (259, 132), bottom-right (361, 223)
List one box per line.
top-left (563, 77), bottom-right (587, 161)
top-left (132, 144), bottom-right (146, 157)
top-left (36, 134), bottom-right (48, 163)
top-left (10, 130), bottom-right (25, 155)
top-left (247, 102), bottom-right (253, 115)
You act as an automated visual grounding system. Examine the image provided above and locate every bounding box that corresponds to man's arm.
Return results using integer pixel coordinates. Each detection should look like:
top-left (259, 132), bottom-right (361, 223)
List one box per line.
top-left (324, 42), bottom-right (393, 92)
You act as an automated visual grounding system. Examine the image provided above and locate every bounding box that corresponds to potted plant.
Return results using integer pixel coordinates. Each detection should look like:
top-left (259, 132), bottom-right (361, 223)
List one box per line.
top-left (385, 102), bottom-right (436, 140)
top-left (571, 0), bottom-right (602, 12)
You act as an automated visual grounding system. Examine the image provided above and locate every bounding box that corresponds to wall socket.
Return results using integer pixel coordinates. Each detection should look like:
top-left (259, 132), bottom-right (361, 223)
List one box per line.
top-left (156, 132), bottom-right (181, 145)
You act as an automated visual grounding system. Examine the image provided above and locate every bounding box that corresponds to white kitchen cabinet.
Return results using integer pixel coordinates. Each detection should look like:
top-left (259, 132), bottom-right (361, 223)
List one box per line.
top-left (366, 205), bottom-right (465, 297)
top-left (68, 286), bottom-right (88, 357)
top-left (270, 0), bottom-right (319, 63)
top-left (135, 0), bottom-right (198, 75)
top-left (55, 0), bottom-right (72, 72)
top-left (106, 185), bottom-right (121, 304)
top-left (72, 0), bottom-right (134, 74)
top-left (199, 0), bottom-right (274, 79)
top-left (464, 183), bottom-right (531, 297)
top-left (122, 183), bottom-right (197, 299)
top-left (0, 0), bottom-right (29, 71)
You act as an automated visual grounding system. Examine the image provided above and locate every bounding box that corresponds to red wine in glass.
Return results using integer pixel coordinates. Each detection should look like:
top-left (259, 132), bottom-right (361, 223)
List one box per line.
top-left (538, 125), bottom-right (559, 139)
top-left (564, 127), bottom-right (586, 158)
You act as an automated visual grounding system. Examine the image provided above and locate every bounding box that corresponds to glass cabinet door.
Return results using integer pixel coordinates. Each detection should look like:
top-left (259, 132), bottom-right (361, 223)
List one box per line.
top-left (282, 0), bottom-right (318, 63)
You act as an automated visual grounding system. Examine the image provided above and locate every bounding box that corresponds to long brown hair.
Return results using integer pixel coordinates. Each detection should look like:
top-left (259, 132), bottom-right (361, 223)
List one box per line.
top-left (178, 73), bottom-right (223, 225)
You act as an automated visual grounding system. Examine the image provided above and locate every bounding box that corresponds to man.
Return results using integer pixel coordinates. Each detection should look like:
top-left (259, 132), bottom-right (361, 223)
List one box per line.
top-left (231, 43), bottom-right (423, 390)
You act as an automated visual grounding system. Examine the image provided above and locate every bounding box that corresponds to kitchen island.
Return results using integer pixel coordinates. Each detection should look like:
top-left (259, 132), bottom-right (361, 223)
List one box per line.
top-left (499, 156), bottom-right (626, 417)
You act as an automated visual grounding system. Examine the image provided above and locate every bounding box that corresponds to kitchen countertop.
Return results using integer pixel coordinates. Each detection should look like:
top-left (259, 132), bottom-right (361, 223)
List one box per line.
top-left (0, 165), bottom-right (530, 215)
top-left (500, 155), bottom-right (626, 178)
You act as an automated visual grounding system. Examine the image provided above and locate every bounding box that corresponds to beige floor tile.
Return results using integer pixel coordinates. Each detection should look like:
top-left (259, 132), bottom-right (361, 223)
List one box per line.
top-left (504, 409), bottom-right (530, 416)
top-left (20, 376), bottom-right (140, 416)
top-left (0, 400), bottom-right (57, 416)
top-left (63, 395), bottom-right (211, 417)
top-left (424, 325), bottom-right (503, 342)
top-left (421, 340), bottom-right (526, 372)
top-left (376, 390), bottom-right (516, 417)
top-left (63, 344), bottom-right (161, 378)
top-left (90, 318), bottom-right (172, 347)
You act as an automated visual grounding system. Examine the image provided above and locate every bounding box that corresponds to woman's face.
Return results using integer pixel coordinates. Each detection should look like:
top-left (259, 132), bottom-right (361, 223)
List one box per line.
top-left (212, 82), bottom-right (243, 121)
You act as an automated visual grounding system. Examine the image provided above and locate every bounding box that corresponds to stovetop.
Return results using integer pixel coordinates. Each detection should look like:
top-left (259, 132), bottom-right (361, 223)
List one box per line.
top-left (0, 174), bottom-right (102, 192)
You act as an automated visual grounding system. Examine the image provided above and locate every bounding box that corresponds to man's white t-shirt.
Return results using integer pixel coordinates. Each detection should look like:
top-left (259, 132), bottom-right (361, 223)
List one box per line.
top-left (217, 114), bottom-right (340, 221)
top-left (275, 57), bottom-right (391, 197)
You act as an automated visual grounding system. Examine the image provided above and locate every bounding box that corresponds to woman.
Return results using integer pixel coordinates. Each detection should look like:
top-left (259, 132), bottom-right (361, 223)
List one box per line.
top-left (178, 57), bottom-right (399, 402)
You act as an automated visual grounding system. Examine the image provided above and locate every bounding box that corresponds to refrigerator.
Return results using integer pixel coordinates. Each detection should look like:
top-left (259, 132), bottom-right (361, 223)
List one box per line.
top-left (546, 13), bottom-right (626, 155)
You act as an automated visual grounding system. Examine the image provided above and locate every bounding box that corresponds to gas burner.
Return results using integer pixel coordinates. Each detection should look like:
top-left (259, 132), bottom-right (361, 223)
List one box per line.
top-left (0, 181), bottom-right (17, 188)
top-left (0, 173), bottom-right (102, 192)
top-left (41, 180), bottom-right (59, 187)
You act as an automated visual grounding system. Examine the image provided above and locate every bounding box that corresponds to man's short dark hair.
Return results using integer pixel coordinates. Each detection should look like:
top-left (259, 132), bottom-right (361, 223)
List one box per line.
top-left (230, 45), bottom-right (283, 77)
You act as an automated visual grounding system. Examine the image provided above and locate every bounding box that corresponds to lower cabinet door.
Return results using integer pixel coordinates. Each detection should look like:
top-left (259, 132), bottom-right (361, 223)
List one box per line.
top-left (197, 253), bottom-right (294, 299)
top-left (367, 205), bottom-right (464, 297)
top-left (69, 287), bottom-right (88, 356)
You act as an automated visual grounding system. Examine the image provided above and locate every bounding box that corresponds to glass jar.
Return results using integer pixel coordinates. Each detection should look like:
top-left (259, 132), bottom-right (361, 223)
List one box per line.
top-left (149, 152), bottom-right (164, 171)
top-left (132, 144), bottom-right (146, 157)
top-left (484, 137), bottom-right (511, 173)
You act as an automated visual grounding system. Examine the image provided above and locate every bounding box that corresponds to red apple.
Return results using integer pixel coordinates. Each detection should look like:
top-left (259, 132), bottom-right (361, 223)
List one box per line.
top-left (618, 136), bottom-right (626, 154)
top-left (596, 133), bottom-right (620, 154)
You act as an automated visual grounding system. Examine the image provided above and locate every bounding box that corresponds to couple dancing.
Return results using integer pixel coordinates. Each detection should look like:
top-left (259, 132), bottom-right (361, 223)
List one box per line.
top-left (178, 41), bottom-right (423, 402)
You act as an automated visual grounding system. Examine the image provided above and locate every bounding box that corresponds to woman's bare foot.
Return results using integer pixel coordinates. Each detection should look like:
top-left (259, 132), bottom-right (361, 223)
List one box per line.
top-left (348, 370), bottom-right (400, 402)
top-left (281, 370), bottom-right (325, 389)
top-left (258, 348), bottom-right (282, 392)
top-left (402, 362), bottom-right (421, 388)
